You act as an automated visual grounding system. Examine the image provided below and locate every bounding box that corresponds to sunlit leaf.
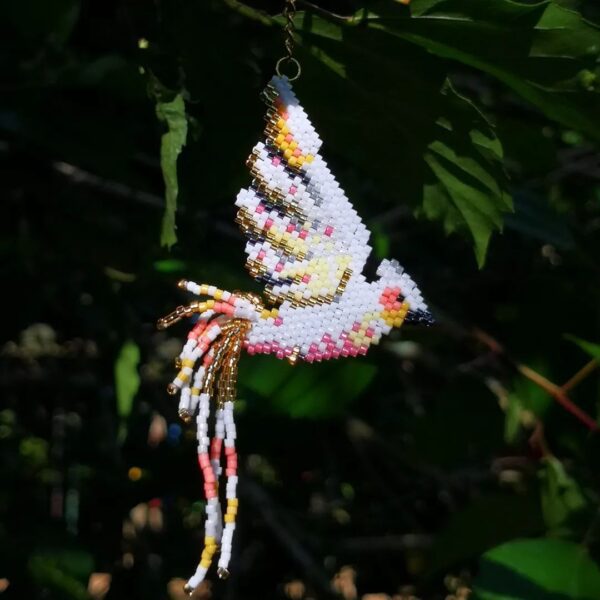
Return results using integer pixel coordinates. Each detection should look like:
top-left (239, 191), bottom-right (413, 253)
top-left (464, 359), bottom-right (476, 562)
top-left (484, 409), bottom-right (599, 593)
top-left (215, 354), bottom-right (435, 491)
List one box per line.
top-left (379, 0), bottom-right (600, 140)
top-left (114, 340), bottom-right (140, 420)
top-left (474, 538), bottom-right (600, 600)
top-left (155, 93), bottom-right (188, 248)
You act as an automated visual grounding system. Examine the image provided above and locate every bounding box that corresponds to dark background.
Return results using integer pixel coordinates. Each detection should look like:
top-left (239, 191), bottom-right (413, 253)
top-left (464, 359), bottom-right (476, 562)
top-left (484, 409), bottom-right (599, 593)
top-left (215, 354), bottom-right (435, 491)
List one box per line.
top-left (1, 1), bottom-right (600, 599)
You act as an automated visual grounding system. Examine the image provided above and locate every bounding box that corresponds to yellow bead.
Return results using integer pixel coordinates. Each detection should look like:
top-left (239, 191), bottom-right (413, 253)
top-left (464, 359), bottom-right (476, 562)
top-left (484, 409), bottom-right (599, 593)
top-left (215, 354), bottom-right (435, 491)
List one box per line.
top-left (228, 498), bottom-right (239, 507)
top-left (224, 514), bottom-right (235, 523)
top-left (281, 125), bottom-right (289, 135)
top-left (214, 289), bottom-right (223, 300)
top-left (276, 134), bottom-right (285, 144)
top-left (178, 371), bottom-right (190, 383)
top-left (200, 558), bottom-right (211, 569)
top-left (205, 536), bottom-right (216, 546)
top-left (289, 141), bottom-right (298, 150)
top-left (227, 507), bottom-right (238, 516)
top-left (288, 157), bottom-right (297, 166)
top-left (280, 141), bottom-right (289, 150)
top-left (276, 118), bottom-right (285, 130)
top-left (305, 154), bottom-right (314, 163)
top-left (284, 149), bottom-right (293, 159)
top-left (296, 156), bottom-right (305, 166)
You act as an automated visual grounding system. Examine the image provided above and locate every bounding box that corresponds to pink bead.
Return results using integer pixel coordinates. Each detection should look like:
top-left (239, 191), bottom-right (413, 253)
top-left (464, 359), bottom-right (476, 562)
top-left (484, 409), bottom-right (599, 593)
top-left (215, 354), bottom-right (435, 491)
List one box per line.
top-left (286, 223), bottom-right (295, 232)
top-left (289, 185), bottom-right (297, 195)
top-left (225, 447), bottom-right (235, 456)
top-left (365, 328), bottom-right (374, 338)
top-left (264, 218), bottom-right (273, 229)
top-left (258, 250), bottom-right (266, 259)
top-left (352, 323), bottom-right (361, 332)
top-left (299, 230), bottom-right (308, 240)
top-left (256, 344), bottom-right (263, 353)
top-left (226, 468), bottom-right (236, 477)
top-left (293, 148), bottom-right (301, 157)
top-left (285, 134), bottom-right (293, 142)
top-left (301, 274), bottom-right (310, 283)
top-left (275, 262), bottom-right (283, 272)
top-left (324, 226), bottom-right (334, 236)
top-left (198, 454), bottom-right (210, 468)
top-left (247, 345), bottom-right (255, 355)
top-left (274, 317), bottom-right (283, 326)
top-left (276, 351), bottom-right (284, 359)
top-left (255, 204), bottom-right (265, 214)
top-left (272, 157), bottom-right (281, 166)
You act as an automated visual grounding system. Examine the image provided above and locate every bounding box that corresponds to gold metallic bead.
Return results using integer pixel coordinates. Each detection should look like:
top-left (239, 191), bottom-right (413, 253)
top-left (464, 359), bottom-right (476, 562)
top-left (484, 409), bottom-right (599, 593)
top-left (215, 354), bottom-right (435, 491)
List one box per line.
top-left (175, 357), bottom-right (182, 369)
top-left (167, 383), bottom-right (178, 396)
top-left (183, 583), bottom-right (194, 596)
top-left (286, 346), bottom-right (300, 366)
top-left (178, 408), bottom-right (192, 424)
top-left (217, 567), bottom-right (230, 580)
top-left (177, 279), bottom-right (188, 290)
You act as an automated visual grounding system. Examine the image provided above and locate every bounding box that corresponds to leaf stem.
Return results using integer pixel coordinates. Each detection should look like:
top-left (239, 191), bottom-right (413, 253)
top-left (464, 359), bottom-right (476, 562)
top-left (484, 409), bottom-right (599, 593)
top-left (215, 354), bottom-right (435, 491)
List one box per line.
top-left (516, 364), bottom-right (598, 432)
top-left (469, 327), bottom-right (599, 432)
top-left (221, 0), bottom-right (275, 26)
top-left (561, 359), bottom-right (599, 393)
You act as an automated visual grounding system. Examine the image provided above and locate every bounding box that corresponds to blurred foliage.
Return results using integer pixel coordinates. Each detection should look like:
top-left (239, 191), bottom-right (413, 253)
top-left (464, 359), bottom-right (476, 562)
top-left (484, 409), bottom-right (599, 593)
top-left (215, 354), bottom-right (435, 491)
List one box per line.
top-left (1, 0), bottom-right (600, 599)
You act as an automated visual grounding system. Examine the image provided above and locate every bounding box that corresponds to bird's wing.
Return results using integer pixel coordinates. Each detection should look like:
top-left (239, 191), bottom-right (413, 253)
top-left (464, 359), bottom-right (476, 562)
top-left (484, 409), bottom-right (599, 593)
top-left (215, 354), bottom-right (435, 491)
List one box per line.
top-left (235, 75), bottom-right (371, 307)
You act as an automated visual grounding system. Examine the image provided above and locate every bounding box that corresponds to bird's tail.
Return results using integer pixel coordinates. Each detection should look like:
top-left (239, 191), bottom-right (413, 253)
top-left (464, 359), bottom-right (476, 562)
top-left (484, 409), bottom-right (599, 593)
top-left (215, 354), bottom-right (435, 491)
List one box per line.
top-left (376, 258), bottom-right (434, 326)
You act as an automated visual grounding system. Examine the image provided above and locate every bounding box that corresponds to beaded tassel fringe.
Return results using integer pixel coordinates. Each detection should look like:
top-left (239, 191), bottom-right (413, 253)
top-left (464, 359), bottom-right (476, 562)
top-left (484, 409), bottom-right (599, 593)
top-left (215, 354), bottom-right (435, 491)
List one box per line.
top-left (158, 281), bottom-right (262, 593)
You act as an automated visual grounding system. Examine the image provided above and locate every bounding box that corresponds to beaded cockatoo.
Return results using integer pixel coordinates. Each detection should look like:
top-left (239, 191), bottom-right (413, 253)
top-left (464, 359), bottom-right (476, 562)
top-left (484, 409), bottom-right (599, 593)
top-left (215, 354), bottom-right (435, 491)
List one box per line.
top-left (157, 75), bottom-right (433, 592)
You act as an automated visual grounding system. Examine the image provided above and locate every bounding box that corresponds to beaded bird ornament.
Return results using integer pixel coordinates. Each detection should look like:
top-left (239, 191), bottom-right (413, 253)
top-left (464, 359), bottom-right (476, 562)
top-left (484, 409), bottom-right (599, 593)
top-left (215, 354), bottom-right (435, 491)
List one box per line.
top-left (157, 8), bottom-right (432, 594)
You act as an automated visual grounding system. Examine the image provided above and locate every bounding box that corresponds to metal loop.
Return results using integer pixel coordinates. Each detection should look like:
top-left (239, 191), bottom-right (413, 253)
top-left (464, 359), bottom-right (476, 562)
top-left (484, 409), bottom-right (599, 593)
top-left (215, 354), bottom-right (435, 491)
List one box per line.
top-left (275, 56), bottom-right (301, 81)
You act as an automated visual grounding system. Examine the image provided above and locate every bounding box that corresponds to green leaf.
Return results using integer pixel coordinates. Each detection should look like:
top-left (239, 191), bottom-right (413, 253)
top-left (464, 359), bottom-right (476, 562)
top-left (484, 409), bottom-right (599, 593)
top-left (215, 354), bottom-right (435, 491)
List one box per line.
top-left (566, 335), bottom-right (600, 361)
top-left (366, 0), bottom-right (600, 141)
top-left (422, 83), bottom-right (512, 266)
top-left (540, 457), bottom-right (591, 538)
top-left (114, 340), bottom-right (140, 420)
top-left (155, 93), bottom-right (188, 248)
top-left (428, 493), bottom-right (543, 576)
top-left (29, 548), bottom-right (93, 600)
top-left (295, 13), bottom-right (511, 265)
top-left (241, 356), bottom-right (376, 418)
top-left (474, 538), bottom-right (600, 600)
